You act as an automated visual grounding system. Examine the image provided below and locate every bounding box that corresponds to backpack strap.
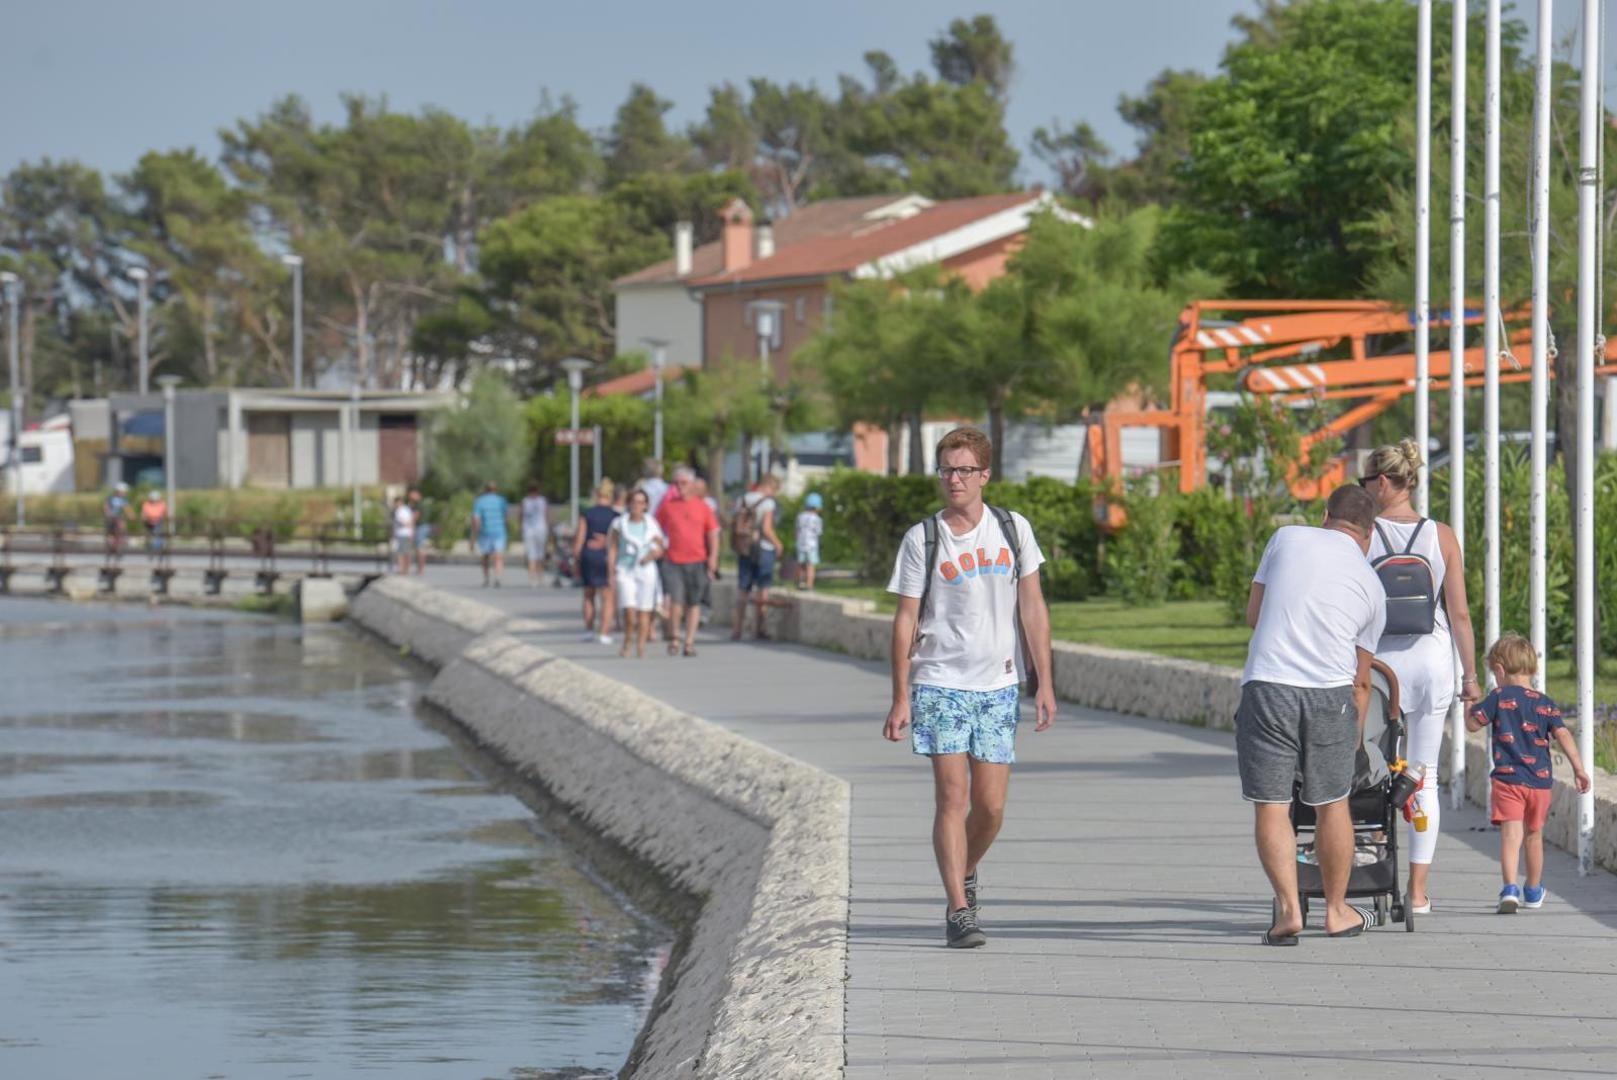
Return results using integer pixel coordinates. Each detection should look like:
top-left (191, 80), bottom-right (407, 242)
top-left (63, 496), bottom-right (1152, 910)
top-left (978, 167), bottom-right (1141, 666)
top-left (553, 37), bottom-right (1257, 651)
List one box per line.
top-left (917, 515), bottom-right (940, 624)
top-left (1372, 520), bottom-right (1396, 557)
top-left (1402, 518), bottom-right (1428, 554)
top-left (988, 505), bottom-right (1021, 581)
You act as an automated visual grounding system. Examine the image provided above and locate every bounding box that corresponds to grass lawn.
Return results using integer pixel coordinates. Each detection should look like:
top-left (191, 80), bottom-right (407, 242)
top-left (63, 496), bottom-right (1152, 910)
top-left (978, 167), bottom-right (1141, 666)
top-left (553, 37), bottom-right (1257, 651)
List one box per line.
top-left (811, 577), bottom-right (1617, 770)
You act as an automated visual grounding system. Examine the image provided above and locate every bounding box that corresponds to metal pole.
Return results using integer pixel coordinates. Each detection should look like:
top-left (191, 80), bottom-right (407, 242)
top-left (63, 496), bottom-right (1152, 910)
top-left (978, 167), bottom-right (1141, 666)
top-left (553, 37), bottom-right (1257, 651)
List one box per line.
top-left (592, 424), bottom-right (602, 490)
top-left (2, 273), bottom-right (21, 527)
top-left (136, 271), bottom-right (149, 396)
top-left (569, 374), bottom-right (582, 528)
top-left (350, 384), bottom-right (362, 540)
top-left (1484, 0), bottom-right (1502, 678)
top-left (653, 346), bottom-right (666, 463)
top-left (1446, 0), bottom-right (1468, 808)
top-left (1416, 0), bottom-right (1433, 514)
top-left (159, 376), bottom-right (179, 535)
top-left (290, 258), bottom-right (304, 390)
top-left (1530, 0), bottom-right (1552, 689)
top-left (1574, 0), bottom-right (1599, 876)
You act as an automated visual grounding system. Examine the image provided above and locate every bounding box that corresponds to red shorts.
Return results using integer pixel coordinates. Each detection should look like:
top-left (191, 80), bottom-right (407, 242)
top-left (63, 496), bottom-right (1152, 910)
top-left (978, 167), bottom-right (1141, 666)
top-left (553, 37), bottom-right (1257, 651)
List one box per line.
top-left (1491, 779), bottom-right (1552, 831)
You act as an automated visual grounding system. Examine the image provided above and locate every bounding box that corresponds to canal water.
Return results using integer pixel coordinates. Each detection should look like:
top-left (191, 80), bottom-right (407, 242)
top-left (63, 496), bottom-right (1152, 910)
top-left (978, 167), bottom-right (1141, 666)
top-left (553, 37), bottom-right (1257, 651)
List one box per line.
top-left (0, 598), bottom-right (671, 1079)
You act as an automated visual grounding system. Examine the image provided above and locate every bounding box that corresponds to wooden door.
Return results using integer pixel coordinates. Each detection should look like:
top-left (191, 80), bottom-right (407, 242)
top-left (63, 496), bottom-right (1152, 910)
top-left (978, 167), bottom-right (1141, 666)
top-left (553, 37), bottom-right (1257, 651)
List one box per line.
top-left (378, 414), bottom-right (419, 485)
top-left (246, 413), bottom-right (291, 487)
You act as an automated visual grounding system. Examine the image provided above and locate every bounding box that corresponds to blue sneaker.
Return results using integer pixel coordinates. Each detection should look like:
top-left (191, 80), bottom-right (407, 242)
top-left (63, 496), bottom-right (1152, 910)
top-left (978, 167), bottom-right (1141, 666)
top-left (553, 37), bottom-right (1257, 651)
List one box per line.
top-left (1523, 884), bottom-right (1546, 908)
top-left (1497, 884), bottom-right (1522, 914)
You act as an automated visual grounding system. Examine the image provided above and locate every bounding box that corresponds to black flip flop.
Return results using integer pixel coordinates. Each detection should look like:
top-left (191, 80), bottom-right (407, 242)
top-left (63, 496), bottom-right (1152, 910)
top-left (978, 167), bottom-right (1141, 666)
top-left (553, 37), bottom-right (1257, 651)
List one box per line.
top-left (1261, 928), bottom-right (1299, 946)
top-left (1326, 905), bottom-right (1378, 938)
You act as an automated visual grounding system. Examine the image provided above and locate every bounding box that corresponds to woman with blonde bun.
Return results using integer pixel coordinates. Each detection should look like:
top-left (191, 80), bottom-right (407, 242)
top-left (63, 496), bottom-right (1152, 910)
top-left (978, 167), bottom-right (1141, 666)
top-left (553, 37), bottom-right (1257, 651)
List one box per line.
top-left (1360, 438), bottom-right (1480, 914)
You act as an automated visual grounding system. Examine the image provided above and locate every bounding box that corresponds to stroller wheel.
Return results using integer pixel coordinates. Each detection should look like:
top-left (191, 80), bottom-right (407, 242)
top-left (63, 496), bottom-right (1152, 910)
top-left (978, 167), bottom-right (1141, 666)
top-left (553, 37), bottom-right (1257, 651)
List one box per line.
top-left (1298, 895), bottom-right (1310, 928)
top-left (1374, 894), bottom-right (1390, 926)
top-left (1403, 892), bottom-right (1416, 932)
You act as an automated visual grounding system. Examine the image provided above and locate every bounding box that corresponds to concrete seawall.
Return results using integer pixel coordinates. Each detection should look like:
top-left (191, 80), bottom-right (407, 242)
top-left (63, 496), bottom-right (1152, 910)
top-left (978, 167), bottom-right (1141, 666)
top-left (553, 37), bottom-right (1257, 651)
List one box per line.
top-left (349, 578), bottom-right (848, 1079)
top-left (721, 579), bottom-right (1617, 874)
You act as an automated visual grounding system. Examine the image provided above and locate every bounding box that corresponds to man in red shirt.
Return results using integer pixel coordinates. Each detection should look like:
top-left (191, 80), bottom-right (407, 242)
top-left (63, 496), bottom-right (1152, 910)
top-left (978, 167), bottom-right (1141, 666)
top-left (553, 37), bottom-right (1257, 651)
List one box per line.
top-left (655, 465), bottom-right (720, 656)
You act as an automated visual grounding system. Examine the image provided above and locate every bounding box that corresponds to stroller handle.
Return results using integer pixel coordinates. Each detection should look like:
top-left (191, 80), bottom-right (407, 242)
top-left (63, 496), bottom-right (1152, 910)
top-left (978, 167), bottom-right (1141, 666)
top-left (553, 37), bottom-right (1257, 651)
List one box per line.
top-left (1370, 658), bottom-right (1402, 720)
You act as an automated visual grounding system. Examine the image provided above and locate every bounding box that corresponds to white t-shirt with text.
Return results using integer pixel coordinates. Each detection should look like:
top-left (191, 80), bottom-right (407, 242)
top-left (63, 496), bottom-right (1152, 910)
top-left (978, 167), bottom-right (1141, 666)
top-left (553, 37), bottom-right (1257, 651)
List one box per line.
top-left (1243, 525), bottom-right (1387, 689)
top-left (392, 504), bottom-right (415, 541)
top-left (888, 508), bottom-right (1044, 693)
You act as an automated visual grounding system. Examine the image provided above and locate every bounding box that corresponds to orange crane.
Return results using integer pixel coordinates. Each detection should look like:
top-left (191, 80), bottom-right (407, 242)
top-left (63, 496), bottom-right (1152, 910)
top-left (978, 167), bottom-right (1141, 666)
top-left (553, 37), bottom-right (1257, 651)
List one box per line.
top-left (1086, 300), bottom-right (1617, 500)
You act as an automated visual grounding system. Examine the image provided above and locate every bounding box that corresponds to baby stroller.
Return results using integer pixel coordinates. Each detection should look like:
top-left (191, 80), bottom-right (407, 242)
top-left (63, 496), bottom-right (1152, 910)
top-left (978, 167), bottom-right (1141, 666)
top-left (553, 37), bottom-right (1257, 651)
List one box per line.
top-left (1286, 659), bottom-right (1418, 932)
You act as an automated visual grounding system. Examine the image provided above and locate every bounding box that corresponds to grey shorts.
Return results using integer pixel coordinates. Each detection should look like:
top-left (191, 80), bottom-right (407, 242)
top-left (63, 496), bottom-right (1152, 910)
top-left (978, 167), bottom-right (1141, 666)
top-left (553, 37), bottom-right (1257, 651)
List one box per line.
top-left (661, 560), bottom-right (708, 607)
top-left (1236, 681), bottom-right (1358, 806)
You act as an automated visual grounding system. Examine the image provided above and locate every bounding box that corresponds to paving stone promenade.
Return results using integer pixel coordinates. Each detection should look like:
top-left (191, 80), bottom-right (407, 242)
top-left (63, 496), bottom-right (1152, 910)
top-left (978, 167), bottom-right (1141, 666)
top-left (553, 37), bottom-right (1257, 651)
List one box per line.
top-left (422, 565), bottom-right (1617, 1079)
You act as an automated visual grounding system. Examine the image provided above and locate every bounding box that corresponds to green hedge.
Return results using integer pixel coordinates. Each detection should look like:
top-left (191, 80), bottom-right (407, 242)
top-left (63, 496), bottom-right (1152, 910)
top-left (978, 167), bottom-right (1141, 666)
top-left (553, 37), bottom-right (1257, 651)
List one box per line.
top-left (1, 488), bottom-right (388, 542)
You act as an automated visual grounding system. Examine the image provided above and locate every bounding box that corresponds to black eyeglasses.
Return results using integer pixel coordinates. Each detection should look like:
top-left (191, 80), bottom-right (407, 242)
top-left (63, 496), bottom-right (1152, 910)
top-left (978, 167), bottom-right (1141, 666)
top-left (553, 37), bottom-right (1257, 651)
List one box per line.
top-left (937, 466), bottom-right (985, 481)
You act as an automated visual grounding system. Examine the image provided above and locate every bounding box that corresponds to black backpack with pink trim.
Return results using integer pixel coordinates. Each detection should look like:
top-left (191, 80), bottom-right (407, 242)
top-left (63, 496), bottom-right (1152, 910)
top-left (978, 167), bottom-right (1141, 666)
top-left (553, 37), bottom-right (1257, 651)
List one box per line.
top-left (1371, 519), bottom-right (1439, 636)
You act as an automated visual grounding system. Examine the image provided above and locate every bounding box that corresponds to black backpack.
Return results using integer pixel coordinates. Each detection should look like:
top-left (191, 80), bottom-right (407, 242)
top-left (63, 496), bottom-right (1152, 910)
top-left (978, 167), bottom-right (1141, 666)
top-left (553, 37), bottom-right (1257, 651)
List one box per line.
top-left (1371, 519), bottom-right (1440, 636)
top-left (915, 506), bottom-right (1041, 696)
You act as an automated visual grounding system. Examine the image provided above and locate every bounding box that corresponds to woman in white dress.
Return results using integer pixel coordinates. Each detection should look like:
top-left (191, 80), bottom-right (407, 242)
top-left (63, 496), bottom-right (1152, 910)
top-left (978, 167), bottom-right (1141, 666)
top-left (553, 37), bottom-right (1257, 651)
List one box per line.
top-left (1361, 439), bottom-right (1481, 914)
top-left (609, 489), bottom-right (666, 659)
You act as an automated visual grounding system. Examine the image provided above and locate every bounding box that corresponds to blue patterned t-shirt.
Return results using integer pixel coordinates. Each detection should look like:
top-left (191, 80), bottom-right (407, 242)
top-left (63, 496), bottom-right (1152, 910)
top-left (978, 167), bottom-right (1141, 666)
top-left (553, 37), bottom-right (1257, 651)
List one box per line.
top-left (1469, 685), bottom-right (1566, 789)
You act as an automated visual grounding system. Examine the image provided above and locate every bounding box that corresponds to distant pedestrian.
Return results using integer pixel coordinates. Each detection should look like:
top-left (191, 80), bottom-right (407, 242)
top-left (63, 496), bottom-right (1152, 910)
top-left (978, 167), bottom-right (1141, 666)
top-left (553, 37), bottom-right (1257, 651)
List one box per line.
top-left (1239, 484), bottom-right (1385, 944)
top-left (103, 482), bottom-right (130, 554)
top-left (470, 481), bottom-right (509, 588)
top-left (883, 427), bottom-right (1054, 949)
top-left (391, 495), bottom-right (415, 575)
top-left (140, 489), bottom-right (167, 555)
top-left (795, 491), bottom-right (824, 591)
top-left (1361, 439), bottom-right (1481, 914)
top-left (1466, 633), bottom-right (1592, 913)
top-left (655, 465), bottom-right (720, 657)
top-left (638, 458), bottom-right (670, 515)
top-left (521, 482), bottom-right (550, 587)
top-left (408, 488), bottom-right (430, 575)
top-left (573, 479), bottom-right (619, 644)
top-left (731, 474), bottom-right (782, 641)
top-left (610, 489), bottom-right (666, 658)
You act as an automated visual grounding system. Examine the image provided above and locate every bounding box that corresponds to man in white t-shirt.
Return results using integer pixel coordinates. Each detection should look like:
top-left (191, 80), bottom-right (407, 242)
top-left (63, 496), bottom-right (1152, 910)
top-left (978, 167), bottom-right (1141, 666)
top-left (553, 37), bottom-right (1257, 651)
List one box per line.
top-left (391, 496), bottom-right (415, 575)
top-left (1239, 483), bottom-right (1386, 945)
top-left (884, 427), bottom-right (1055, 949)
top-left (520, 482), bottom-right (550, 586)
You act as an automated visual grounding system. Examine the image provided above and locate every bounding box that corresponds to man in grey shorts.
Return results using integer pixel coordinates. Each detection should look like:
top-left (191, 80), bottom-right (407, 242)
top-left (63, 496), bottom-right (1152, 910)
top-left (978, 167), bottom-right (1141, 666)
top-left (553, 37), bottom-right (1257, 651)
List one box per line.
top-left (1239, 484), bottom-right (1386, 943)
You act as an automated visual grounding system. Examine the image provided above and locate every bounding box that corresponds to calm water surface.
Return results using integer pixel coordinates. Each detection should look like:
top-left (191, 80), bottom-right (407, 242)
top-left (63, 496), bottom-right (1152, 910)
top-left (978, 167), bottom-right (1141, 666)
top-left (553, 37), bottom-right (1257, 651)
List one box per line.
top-left (0, 598), bottom-right (670, 1079)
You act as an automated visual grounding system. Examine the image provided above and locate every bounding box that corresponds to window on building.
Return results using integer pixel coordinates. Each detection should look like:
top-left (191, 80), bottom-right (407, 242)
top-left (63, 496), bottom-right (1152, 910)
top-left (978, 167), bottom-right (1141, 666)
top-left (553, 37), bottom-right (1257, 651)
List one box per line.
top-left (20, 446), bottom-right (43, 464)
top-left (795, 297), bottom-right (805, 324)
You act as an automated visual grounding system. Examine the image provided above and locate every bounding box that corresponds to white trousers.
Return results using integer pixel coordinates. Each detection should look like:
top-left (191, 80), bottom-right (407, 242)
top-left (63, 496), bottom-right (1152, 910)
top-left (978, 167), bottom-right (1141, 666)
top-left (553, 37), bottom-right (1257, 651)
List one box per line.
top-left (1405, 703), bottom-right (1447, 865)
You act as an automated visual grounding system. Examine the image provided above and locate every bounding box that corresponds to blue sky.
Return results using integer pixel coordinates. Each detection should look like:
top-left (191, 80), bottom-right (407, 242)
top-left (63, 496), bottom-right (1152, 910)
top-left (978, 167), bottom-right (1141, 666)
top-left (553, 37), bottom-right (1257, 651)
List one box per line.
top-left (0, 1), bottom-right (1604, 185)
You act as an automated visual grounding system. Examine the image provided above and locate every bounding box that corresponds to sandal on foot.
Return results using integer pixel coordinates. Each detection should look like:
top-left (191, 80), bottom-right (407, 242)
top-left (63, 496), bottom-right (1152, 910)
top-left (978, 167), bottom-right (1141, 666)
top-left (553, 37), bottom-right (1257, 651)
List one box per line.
top-left (667, 642), bottom-right (680, 656)
top-left (1261, 928), bottom-right (1300, 946)
top-left (683, 644), bottom-right (698, 657)
top-left (1326, 905), bottom-right (1378, 938)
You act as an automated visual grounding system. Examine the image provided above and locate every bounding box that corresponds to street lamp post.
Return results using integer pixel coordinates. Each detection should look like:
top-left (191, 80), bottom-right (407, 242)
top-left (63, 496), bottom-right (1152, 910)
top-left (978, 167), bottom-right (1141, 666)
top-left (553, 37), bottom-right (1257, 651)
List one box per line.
top-left (746, 301), bottom-right (787, 483)
top-left (282, 254), bottom-right (304, 390)
top-left (350, 384), bottom-right (362, 540)
top-left (560, 358), bottom-right (593, 529)
top-left (1, 272), bottom-right (21, 526)
top-left (641, 337), bottom-right (670, 464)
top-left (129, 267), bottom-right (150, 395)
top-left (157, 375), bottom-right (181, 537)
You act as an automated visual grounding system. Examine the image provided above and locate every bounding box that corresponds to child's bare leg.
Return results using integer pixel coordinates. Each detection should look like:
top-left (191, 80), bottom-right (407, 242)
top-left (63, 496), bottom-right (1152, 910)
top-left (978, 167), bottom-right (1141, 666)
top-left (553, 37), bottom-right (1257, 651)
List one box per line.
top-left (1523, 829), bottom-right (1545, 889)
top-left (1499, 820), bottom-right (1524, 885)
top-left (805, 563), bottom-right (816, 590)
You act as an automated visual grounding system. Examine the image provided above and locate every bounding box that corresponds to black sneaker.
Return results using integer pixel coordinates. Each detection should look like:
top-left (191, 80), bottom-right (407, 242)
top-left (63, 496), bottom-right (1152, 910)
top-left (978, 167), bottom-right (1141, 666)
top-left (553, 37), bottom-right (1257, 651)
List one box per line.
top-left (964, 872), bottom-right (979, 915)
top-left (945, 906), bottom-right (986, 948)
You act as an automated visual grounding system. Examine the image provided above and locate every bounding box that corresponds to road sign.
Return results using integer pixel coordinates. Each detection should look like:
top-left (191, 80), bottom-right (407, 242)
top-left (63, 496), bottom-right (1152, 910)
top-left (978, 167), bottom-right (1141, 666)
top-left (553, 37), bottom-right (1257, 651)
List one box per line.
top-left (554, 427), bottom-right (596, 446)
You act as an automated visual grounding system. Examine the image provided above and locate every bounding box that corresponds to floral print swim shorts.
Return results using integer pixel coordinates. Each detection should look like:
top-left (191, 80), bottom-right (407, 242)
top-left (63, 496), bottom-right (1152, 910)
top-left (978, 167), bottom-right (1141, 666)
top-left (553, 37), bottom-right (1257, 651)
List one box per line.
top-left (910, 683), bottom-right (1021, 764)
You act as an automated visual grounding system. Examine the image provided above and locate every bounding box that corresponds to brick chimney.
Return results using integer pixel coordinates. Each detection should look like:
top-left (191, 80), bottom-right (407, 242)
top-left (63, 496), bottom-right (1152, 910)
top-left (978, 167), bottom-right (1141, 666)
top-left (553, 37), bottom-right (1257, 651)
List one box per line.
top-left (755, 219), bottom-right (775, 260)
top-left (720, 197), bottom-right (754, 273)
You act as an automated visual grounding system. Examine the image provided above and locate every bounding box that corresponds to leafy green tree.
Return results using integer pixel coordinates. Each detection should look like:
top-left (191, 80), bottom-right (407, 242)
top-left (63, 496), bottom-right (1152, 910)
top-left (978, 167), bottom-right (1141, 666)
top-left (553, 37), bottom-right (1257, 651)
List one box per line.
top-left (604, 83), bottom-right (691, 186)
top-left (423, 369), bottom-right (527, 497)
top-left (928, 14), bottom-right (1015, 101)
top-left (663, 361), bottom-right (774, 492)
top-left (692, 79), bottom-right (843, 216)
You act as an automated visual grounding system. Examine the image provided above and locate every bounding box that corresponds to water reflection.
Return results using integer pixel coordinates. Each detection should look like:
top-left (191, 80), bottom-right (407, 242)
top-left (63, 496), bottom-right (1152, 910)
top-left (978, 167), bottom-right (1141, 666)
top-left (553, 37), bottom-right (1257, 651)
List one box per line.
top-left (0, 598), bottom-right (668, 1078)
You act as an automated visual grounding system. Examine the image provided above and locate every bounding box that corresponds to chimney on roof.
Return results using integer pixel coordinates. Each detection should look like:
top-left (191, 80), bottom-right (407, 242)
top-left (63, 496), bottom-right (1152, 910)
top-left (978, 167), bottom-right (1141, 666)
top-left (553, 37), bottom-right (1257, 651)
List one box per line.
top-left (755, 220), bottom-right (775, 260)
top-left (720, 198), bottom-right (753, 273)
top-left (673, 220), bottom-right (693, 277)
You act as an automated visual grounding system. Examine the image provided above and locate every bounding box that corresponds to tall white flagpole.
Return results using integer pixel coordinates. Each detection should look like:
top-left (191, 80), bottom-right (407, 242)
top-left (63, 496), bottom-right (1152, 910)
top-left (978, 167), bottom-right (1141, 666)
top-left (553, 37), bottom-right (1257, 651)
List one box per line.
top-left (1529, 0), bottom-right (1552, 690)
top-left (1573, 0), bottom-right (1600, 876)
top-left (1484, 0), bottom-right (1502, 684)
top-left (1447, 0), bottom-right (1468, 809)
top-left (1416, 0), bottom-right (1434, 514)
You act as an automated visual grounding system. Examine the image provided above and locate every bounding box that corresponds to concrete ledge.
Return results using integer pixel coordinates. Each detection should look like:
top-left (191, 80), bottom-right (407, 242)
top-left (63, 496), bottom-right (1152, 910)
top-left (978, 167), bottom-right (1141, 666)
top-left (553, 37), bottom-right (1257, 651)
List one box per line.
top-left (350, 577), bottom-right (848, 1080)
top-left (720, 579), bottom-right (1617, 874)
